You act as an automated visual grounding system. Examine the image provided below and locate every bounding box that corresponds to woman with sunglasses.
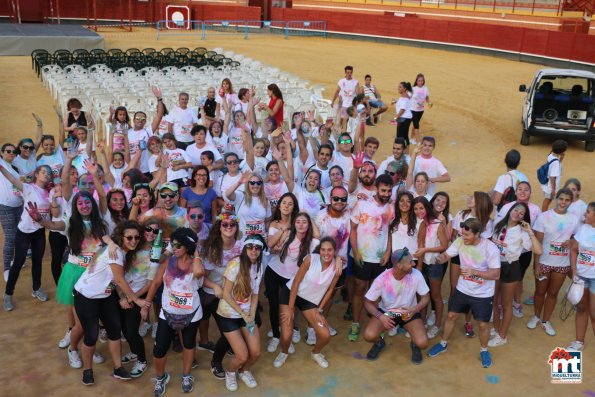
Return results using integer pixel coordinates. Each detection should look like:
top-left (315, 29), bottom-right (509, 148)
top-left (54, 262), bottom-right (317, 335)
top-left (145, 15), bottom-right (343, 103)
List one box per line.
top-left (181, 165), bottom-right (217, 223)
top-left (12, 114), bottom-right (44, 183)
top-left (215, 234), bottom-right (265, 392)
top-left (0, 143), bottom-right (24, 282)
top-left (216, 152), bottom-right (242, 200)
top-left (225, 171), bottom-right (271, 239)
top-left (1, 164), bottom-right (52, 311)
top-left (142, 227), bottom-right (204, 395)
top-left (528, 188), bottom-right (580, 336)
top-left (489, 202), bottom-right (541, 347)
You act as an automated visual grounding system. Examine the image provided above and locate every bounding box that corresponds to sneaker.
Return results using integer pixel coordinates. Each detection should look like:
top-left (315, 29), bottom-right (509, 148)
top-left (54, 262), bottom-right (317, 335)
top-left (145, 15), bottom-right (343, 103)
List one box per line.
top-left (121, 352), bottom-right (138, 364)
top-left (130, 361), bottom-right (148, 378)
top-left (292, 328), bottom-right (301, 344)
top-left (490, 328), bottom-right (498, 338)
top-left (411, 342), bottom-right (422, 365)
top-left (396, 327), bottom-right (408, 336)
top-left (113, 366), bottom-right (132, 380)
top-left (427, 325), bottom-right (440, 339)
top-left (58, 329), bottom-right (71, 349)
top-left (526, 315), bottom-right (540, 329)
top-left (191, 359), bottom-right (199, 369)
top-left (366, 338), bottom-right (386, 361)
top-left (152, 322), bottom-right (158, 339)
top-left (347, 323), bottom-right (360, 342)
top-left (93, 352), bottom-right (105, 364)
top-left (567, 340), bottom-right (584, 351)
top-left (3, 294), bottom-right (14, 311)
top-left (480, 350), bottom-right (492, 368)
top-left (542, 321), bottom-right (556, 336)
top-left (387, 327), bottom-right (398, 337)
top-left (98, 329), bottom-right (108, 343)
top-left (181, 374), bottom-right (194, 393)
top-left (427, 342), bottom-right (447, 357)
top-left (32, 288), bottom-right (49, 302)
top-left (225, 371), bottom-right (238, 391)
top-left (488, 334), bottom-right (507, 347)
top-left (154, 373), bottom-right (170, 397)
top-left (512, 302), bottom-right (524, 318)
top-left (306, 327), bottom-right (316, 346)
top-left (267, 329), bottom-right (274, 338)
top-left (210, 361), bottom-right (225, 380)
top-left (139, 321), bottom-right (152, 337)
top-left (464, 322), bottom-right (475, 338)
top-left (328, 325), bottom-right (337, 336)
top-left (311, 352), bottom-right (329, 368)
top-left (288, 343), bottom-right (295, 354)
top-left (267, 337), bottom-right (280, 353)
top-left (82, 369), bottom-right (94, 386)
top-left (523, 296), bottom-right (534, 305)
top-left (343, 303), bottom-right (353, 321)
top-left (273, 352), bottom-right (288, 368)
top-left (68, 348), bottom-right (82, 368)
top-left (239, 370), bottom-right (257, 388)
top-left (427, 310), bottom-right (436, 327)
top-left (197, 341), bottom-right (216, 353)
top-left (172, 334), bottom-right (183, 353)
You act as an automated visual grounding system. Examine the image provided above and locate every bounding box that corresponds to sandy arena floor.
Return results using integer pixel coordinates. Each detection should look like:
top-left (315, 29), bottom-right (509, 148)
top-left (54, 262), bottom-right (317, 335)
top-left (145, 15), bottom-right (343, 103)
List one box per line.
top-left (0, 28), bottom-right (593, 396)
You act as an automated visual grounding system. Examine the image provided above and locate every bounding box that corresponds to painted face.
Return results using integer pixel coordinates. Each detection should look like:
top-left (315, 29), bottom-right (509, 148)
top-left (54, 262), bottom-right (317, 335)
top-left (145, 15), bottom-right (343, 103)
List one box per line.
top-left (318, 148), bottom-right (332, 166)
top-left (392, 143), bottom-right (404, 159)
top-left (319, 241), bottom-right (335, 264)
top-left (248, 177), bottom-right (263, 195)
top-left (267, 164), bottom-right (280, 181)
top-left (399, 195), bottom-right (412, 213)
top-left (376, 183), bottom-right (392, 204)
top-left (555, 193), bottom-right (572, 212)
top-left (144, 223), bottom-right (159, 243)
top-left (295, 215), bottom-right (310, 234)
top-left (413, 202), bottom-right (426, 219)
top-left (194, 169), bottom-right (208, 187)
top-left (133, 113), bottom-right (147, 129)
top-left (109, 192), bottom-right (126, 212)
top-left (254, 142), bottom-right (265, 158)
top-left (516, 184), bottom-right (531, 202)
top-left (76, 196), bottom-right (93, 216)
top-left (42, 139), bottom-right (55, 155)
top-left (433, 195), bottom-right (447, 214)
top-left (78, 174), bottom-right (95, 193)
top-left (305, 172), bottom-right (320, 191)
top-left (279, 196), bottom-right (294, 215)
top-left (461, 227), bottom-right (479, 245)
top-left (123, 229), bottom-right (141, 251)
top-left (171, 240), bottom-right (187, 257)
top-left (510, 204), bottom-right (526, 223)
top-left (188, 208), bottom-right (205, 229)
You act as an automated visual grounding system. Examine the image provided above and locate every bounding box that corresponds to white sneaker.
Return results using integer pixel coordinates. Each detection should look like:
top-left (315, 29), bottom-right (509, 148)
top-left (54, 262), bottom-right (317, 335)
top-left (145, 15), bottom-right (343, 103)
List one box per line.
top-left (288, 343), bottom-right (295, 354)
top-left (387, 327), bottom-right (398, 337)
top-left (93, 352), bottom-right (105, 364)
top-left (98, 329), bottom-right (108, 343)
top-left (512, 302), bottom-right (523, 318)
top-left (138, 321), bottom-right (151, 337)
top-left (490, 328), bottom-right (498, 338)
top-left (427, 310), bottom-right (436, 327)
top-left (292, 328), bottom-right (301, 344)
top-left (488, 334), bottom-right (508, 347)
top-left (527, 315), bottom-right (540, 329)
top-left (267, 337), bottom-right (280, 353)
top-left (225, 371), bottom-right (238, 392)
top-left (567, 340), bottom-right (584, 351)
top-left (267, 329), bottom-right (274, 338)
top-left (58, 329), bottom-right (71, 349)
top-left (273, 352), bottom-right (288, 368)
top-left (306, 327), bottom-right (316, 346)
top-left (121, 352), bottom-right (138, 364)
top-left (426, 325), bottom-right (440, 339)
top-left (542, 321), bottom-right (556, 336)
top-left (151, 322), bottom-right (158, 339)
top-left (238, 370), bottom-right (257, 388)
top-left (311, 352), bottom-right (329, 368)
top-left (68, 348), bottom-right (82, 369)
top-left (328, 325), bottom-right (337, 336)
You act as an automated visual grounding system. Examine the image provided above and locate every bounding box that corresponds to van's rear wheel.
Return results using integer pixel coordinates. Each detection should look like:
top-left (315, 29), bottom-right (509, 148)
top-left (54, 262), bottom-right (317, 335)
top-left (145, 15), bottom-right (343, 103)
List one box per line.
top-left (586, 139), bottom-right (595, 152)
top-left (520, 129), bottom-right (530, 146)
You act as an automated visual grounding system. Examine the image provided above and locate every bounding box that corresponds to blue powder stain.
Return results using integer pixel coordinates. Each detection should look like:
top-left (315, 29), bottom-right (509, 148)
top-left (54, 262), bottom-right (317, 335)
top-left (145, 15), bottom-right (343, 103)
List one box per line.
top-left (582, 391), bottom-right (595, 397)
top-left (316, 376), bottom-right (338, 395)
top-left (486, 375), bottom-right (500, 384)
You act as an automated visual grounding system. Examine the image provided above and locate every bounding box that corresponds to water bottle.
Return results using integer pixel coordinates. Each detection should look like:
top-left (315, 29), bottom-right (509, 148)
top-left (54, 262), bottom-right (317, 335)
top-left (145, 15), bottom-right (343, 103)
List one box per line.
top-left (150, 230), bottom-right (163, 263)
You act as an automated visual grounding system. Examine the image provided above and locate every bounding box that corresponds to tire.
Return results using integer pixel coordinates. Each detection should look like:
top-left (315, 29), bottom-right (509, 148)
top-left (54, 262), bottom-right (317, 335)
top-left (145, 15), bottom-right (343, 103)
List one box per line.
top-left (520, 129), bottom-right (530, 146)
top-left (586, 139), bottom-right (595, 152)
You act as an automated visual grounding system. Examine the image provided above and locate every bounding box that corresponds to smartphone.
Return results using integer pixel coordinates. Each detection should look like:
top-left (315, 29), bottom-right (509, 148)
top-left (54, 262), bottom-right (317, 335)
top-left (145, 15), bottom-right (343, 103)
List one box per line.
top-left (139, 140), bottom-right (147, 150)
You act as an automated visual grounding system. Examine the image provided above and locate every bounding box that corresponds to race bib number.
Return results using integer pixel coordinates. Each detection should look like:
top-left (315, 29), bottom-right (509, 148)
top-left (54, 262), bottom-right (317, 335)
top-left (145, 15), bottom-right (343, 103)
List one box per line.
top-left (169, 291), bottom-right (193, 310)
top-left (39, 208), bottom-right (51, 221)
top-left (245, 221), bottom-right (264, 236)
top-left (129, 140), bottom-right (140, 155)
top-left (181, 124), bottom-right (192, 135)
top-left (462, 274), bottom-right (484, 285)
top-left (577, 249), bottom-right (594, 267)
top-left (492, 239), bottom-right (506, 257)
top-left (77, 252), bottom-right (95, 268)
top-left (548, 241), bottom-right (568, 257)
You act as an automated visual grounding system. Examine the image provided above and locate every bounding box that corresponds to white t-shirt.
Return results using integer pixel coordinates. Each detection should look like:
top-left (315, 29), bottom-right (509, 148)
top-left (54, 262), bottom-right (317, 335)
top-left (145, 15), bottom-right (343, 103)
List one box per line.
top-left (0, 159), bottom-right (23, 207)
top-left (185, 143), bottom-right (222, 167)
top-left (226, 126), bottom-right (247, 159)
top-left (206, 133), bottom-right (228, 156)
top-left (13, 154), bottom-right (36, 182)
top-left (18, 183), bottom-right (50, 233)
top-left (365, 268), bottom-right (429, 311)
top-left (351, 197), bottom-right (395, 263)
top-left (264, 180), bottom-right (288, 210)
top-left (217, 172), bottom-right (243, 199)
top-left (391, 218), bottom-right (422, 254)
top-left (127, 127), bottom-right (153, 173)
top-left (446, 237), bottom-right (501, 298)
top-left (286, 254), bottom-right (336, 305)
top-left (316, 208), bottom-right (351, 266)
top-left (125, 248), bottom-right (159, 293)
top-left (534, 209), bottom-right (580, 267)
top-left (411, 86), bottom-right (430, 112)
top-left (575, 224), bottom-right (595, 279)
top-left (74, 247), bottom-right (123, 299)
top-left (217, 258), bottom-right (263, 319)
top-left (215, 92), bottom-right (239, 120)
top-left (495, 201), bottom-right (541, 227)
top-left (240, 156), bottom-right (268, 180)
top-left (396, 97), bottom-right (412, 119)
top-left (493, 170), bottom-right (528, 194)
top-left (203, 240), bottom-right (243, 295)
top-left (157, 114), bottom-right (171, 138)
top-left (292, 185), bottom-right (326, 220)
top-left (331, 152), bottom-right (354, 181)
top-left (37, 148), bottom-right (65, 183)
top-left (491, 224), bottom-right (532, 263)
top-left (65, 223), bottom-right (103, 268)
top-left (338, 78), bottom-right (359, 108)
top-left (423, 219), bottom-right (445, 265)
top-left (412, 156), bottom-right (448, 196)
top-left (160, 257), bottom-right (202, 323)
top-left (71, 142), bottom-right (94, 176)
top-left (168, 106), bottom-right (199, 143)
top-left (164, 147), bottom-right (192, 181)
top-left (540, 154), bottom-right (562, 194)
top-left (452, 211), bottom-right (494, 239)
top-left (226, 190), bottom-right (271, 238)
top-left (568, 200), bottom-right (588, 224)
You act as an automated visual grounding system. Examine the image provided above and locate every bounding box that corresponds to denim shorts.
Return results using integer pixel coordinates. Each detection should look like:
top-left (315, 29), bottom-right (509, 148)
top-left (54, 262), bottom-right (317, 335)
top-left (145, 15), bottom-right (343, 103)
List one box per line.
top-left (369, 99), bottom-right (385, 108)
top-left (579, 276), bottom-right (595, 294)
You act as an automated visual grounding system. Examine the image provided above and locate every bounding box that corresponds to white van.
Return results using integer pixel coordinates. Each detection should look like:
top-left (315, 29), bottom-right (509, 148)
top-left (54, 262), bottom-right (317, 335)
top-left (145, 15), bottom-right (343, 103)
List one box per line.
top-left (519, 68), bottom-right (595, 152)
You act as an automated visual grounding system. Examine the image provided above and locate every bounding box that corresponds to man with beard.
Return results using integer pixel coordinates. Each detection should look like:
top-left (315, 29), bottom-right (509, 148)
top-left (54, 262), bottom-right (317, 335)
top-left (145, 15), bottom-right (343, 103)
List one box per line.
top-left (348, 156), bottom-right (377, 201)
top-left (347, 174), bottom-right (394, 341)
top-left (363, 248), bottom-right (430, 363)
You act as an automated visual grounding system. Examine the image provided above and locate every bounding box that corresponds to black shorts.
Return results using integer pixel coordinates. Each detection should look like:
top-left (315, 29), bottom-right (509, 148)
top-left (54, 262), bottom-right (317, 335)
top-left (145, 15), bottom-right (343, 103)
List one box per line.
top-left (378, 308), bottom-right (422, 327)
top-left (448, 289), bottom-right (493, 323)
top-left (214, 311), bottom-right (262, 333)
top-left (450, 255), bottom-right (460, 265)
top-left (334, 270), bottom-right (347, 289)
top-left (500, 260), bottom-right (522, 283)
top-left (199, 288), bottom-right (219, 320)
top-left (423, 263), bottom-right (445, 281)
top-left (519, 251), bottom-right (533, 278)
top-left (411, 110), bottom-right (424, 129)
top-left (279, 285), bottom-right (318, 312)
top-left (352, 261), bottom-right (387, 282)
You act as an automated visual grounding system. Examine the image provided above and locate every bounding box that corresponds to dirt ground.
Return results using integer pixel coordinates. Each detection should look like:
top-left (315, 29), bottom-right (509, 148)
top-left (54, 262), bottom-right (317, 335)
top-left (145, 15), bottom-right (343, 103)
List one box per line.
top-left (0, 29), bottom-right (593, 396)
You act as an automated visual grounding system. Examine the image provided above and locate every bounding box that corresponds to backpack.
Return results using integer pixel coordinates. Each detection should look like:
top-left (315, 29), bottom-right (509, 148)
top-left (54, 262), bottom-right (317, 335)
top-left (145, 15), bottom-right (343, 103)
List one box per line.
top-left (536, 158), bottom-right (559, 185)
top-left (497, 173), bottom-right (517, 212)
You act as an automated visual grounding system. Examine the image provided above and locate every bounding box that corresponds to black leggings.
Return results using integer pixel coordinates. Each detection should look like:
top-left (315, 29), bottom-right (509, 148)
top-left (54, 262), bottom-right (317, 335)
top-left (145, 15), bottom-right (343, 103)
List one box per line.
top-left (205, 294), bottom-right (232, 365)
top-left (121, 297), bottom-right (147, 362)
top-left (153, 317), bottom-right (199, 358)
top-left (5, 228), bottom-right (45, 295)
top-left (264, 267), bottom-right (289, 339)
top-left (49, 231), bottom-right (68, 286)
top-left (396, 118), bottom-right (412, 146)
top-left (74, 291), bottom-right (121, 347)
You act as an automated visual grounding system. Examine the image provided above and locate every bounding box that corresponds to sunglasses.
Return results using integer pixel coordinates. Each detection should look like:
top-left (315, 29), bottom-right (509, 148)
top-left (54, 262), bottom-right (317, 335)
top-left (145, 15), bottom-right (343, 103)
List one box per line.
top-left (3, 149), bottom-right (16, 154)
top-left (134, 182), bottom-right (150, 189)
top-left (125, 235), bottom-right (141, 242)
top-left (226, 160), bottom-right (239, 165)
top-left (331, 196), bottom-right (348, 203)
top-left (160, 193), bottom-right (176, 199)
top-left (189, 213), bottom-right (205, 220)
top-left (145, 226), bottom-right (159, 234)
top-left (245, 244), bottom-right (262, 251)
top-left (249, 180), bottom-right (263, 186)
top-left (459, 222), bottom-right (472, 232)
top-left (339, 139), bottom-right (352, 144)
top-left (21, 145), bottom-right (34, 150)
top-left (221, 221), bottom-right (237, 229)
top-left (172, 242), bottom-right (183, 249)
top-left (135, 117), bottom-right (146, 122)
top-left (395, 247), bottom-right (410, 262)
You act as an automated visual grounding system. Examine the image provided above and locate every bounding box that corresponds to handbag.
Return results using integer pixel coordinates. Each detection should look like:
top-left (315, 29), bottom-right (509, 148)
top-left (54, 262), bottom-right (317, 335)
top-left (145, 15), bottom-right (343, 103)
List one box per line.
top-left (566, 277), bottom-right (585, 306)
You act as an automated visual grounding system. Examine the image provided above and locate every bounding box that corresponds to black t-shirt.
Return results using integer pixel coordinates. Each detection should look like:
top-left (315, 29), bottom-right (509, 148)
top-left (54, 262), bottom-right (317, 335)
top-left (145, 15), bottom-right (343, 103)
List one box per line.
top-left (203, 98), bottom-right (217, 118)
top-left (67, 111), bottom-right (88, 128)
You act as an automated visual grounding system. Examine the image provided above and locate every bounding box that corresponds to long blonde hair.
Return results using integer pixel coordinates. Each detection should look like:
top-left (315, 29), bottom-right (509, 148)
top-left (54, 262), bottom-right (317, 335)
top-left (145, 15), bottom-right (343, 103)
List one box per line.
top-left (244, 172), bottom-right (268, 209)
top-left (231, 244), bottom-right (263, 300)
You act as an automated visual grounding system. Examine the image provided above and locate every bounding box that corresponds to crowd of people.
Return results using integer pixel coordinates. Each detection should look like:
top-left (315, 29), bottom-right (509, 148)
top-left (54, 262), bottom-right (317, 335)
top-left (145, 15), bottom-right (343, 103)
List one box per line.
top-left (0, 65), bottom-right (593, 395)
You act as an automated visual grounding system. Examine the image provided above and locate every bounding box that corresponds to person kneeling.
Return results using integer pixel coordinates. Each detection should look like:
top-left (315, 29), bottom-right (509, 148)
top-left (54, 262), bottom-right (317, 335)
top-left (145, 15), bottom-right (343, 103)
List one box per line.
top-left (363, 247), bottom-right (430, 364)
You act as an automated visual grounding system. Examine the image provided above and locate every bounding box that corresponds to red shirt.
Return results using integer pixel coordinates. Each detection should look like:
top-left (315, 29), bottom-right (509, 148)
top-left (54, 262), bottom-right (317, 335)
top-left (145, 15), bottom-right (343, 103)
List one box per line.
top-left (268, 97), bottom-right (284, 127)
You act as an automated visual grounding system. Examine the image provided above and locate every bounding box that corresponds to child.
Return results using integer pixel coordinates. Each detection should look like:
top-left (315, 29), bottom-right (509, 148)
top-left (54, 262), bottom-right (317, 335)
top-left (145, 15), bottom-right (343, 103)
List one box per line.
top-left (109, 106), bottom-right (130, 153)
top-left (363, 137), bottom-right (379, 163)
top-left (540, 139), bottom-right (567, 211)
top-left (201, 150), bottom-right (220, 189)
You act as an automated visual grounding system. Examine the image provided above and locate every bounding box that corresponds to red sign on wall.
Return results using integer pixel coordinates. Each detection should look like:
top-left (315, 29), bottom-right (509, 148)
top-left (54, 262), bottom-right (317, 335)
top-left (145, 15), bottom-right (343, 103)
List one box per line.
top-left (165, 5), bottom-right (190, 29)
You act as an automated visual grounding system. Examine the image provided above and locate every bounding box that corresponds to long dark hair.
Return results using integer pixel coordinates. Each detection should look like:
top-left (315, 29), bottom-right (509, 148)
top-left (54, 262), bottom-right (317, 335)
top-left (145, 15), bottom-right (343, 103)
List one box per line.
top-left (202, 218), bottom-right (241, 267)
top-left (280, 212), bottom-right (314, 266)
top-left (69, 191), bottom-right (107, 255)
top-left (391, 191), bottom-right (417, 236)
top-left (431, 191), bottom-right (450, 220)
top-left (107, 189), bottom-right (130, 224)
top-left (312, 236), bottom-right (337, 254)
top-left (494, 202), bottom-right (531, 236)
top-left (132, 182), bottom-right (156, 209)
top-left (112, 220), bottom-right (145, 272)
top-left (268, 83), bottom-right (283, 101)
top-left (413, 196), bottom-right (436, 223)
top-left (234, 235), bottom-right (265, 300)
top-left (461, 191), bottom-right (493, 233)
top-left (271, 192), bottom-right (299, 222)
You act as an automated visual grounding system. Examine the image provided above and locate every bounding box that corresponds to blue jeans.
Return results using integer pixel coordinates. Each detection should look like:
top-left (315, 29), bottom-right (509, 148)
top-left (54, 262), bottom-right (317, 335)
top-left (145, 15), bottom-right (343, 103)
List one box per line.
top-left (0, 204), bottom-right (23, 271)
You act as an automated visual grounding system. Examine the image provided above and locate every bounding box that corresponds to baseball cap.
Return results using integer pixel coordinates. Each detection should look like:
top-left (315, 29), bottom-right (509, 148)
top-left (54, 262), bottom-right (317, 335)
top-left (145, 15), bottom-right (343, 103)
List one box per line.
top-left (159, 182), bottom-right (179, 193)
